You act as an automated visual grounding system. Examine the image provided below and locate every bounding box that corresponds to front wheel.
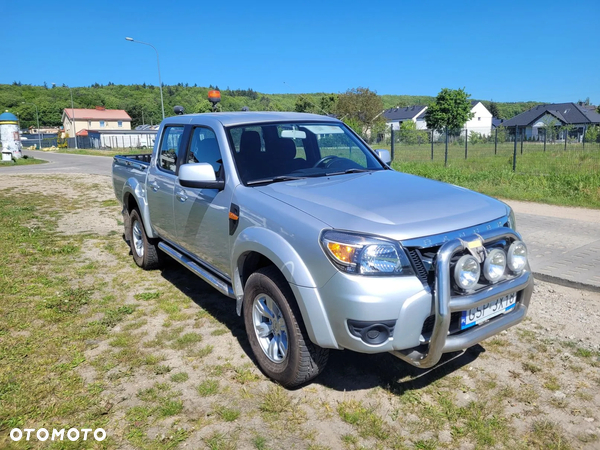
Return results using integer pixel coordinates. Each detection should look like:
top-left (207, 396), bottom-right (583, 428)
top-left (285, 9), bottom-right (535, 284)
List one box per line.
top-left (243, 266), bottom-right (329, 388)
top-left (127, 208), bottom-right (163, 270)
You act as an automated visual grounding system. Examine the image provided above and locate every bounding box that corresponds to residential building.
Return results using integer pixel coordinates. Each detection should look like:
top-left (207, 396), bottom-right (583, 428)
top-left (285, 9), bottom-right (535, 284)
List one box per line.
top-left (466, 101), bottom-right (493, 136)
top-left (500, 103), bottom-right (600, 140)
top-left (382, 105), bottom-right (428, 130)
top-left (383, 101), bottom-right (493, 136)
top-left (62, 106), bottom-right (132, 137)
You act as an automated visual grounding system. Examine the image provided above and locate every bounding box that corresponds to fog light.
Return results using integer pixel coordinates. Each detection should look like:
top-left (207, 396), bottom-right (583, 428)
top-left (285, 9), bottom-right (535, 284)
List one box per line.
top-left (507, 241), bottom-right (527, 273)
top-left (483, 248), bottom-right (506, 282)
top-left (454, 255), bottom-right (481, 290)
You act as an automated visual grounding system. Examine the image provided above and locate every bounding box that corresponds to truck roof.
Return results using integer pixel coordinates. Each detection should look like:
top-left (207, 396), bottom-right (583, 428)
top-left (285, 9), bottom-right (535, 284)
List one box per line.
top-left (161, 111), bottom-right (340, 127)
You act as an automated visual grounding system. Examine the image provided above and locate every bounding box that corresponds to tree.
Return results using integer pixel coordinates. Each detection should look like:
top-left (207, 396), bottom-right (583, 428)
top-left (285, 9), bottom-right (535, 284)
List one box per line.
top-left (195, 99), bottom-right (213, 113)
top-left (424, 88), bottom-right (474, 133)
top-left (489, 101), bottom-right (501, 119)
top-left (584, 125), bottom-right (599, 143)
top-left (335, 87), bottom-right (384, 135)
top-left (319, 94), bottom-right (337, 115)
top-left (399, 120), bottom-right (428, 145)
top-left (294, 96), bottom-right (313, 113)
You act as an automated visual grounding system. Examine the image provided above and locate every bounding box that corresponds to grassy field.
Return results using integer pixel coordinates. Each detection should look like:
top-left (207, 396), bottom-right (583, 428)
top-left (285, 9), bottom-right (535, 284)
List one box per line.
top-left (52, 142), bottom-right (600, 208)
top-left (0, 155), bottom-right (46, 168)
top-left (1, 174), bottom-right (599, 449)
top-left (383, 142), bottom-right (600, 209)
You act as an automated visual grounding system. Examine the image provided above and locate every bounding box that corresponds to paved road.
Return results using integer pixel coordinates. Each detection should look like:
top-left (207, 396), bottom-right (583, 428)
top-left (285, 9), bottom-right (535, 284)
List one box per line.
top-left (4, 150), bottom-right (599, 291)
top-left (4, 149), bottom-right (112, 176)
top-left (505, 200), bottom-right (600, 291)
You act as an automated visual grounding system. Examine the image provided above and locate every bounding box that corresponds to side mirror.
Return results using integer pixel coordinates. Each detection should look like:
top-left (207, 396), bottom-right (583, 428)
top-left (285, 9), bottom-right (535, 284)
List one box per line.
top-left (375, 149), bottom-right (392, 165)
top-left (179, 163), bottom-right (224, 190)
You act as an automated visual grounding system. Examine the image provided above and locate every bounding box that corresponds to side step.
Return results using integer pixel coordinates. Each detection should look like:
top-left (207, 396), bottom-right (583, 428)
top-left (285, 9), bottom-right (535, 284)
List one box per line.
top-left (158, 242), bottom-right (235, 299)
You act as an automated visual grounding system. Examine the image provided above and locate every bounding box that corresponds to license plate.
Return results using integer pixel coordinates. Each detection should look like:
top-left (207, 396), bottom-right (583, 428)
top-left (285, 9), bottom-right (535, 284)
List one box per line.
top-left (460, 292), bottom-right (517, 330)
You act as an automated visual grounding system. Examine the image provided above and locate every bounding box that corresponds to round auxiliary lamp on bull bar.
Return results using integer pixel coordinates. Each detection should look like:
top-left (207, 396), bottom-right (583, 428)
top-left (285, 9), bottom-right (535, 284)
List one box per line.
top-left (208, 90), bottom-right (221, 112)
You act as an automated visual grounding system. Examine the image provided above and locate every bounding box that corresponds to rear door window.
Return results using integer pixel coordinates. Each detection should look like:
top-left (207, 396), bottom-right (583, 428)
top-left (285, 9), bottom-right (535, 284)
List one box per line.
top-left (158, 126), bottom-right (184, 173)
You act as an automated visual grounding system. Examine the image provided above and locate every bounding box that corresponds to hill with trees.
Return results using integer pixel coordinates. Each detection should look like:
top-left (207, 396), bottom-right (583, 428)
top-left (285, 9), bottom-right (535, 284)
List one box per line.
top-left (1, 82), bottom-right (544, 129)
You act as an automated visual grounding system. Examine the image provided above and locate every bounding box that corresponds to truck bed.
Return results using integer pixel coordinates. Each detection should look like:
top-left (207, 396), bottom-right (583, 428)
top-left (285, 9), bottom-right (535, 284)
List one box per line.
top-left (112, 154), bottom-right (152, 204)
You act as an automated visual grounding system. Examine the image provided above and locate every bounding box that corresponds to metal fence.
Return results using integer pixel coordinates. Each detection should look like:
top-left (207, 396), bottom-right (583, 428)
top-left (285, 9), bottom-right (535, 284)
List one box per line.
top-left (19, 133), bottom-right (156, 150)
top-left (363, 126), bottom-right (600, 176)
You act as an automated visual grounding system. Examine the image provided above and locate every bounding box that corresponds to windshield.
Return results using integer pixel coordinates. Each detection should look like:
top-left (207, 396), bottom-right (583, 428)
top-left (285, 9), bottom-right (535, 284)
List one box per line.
top-left (226, 121), bottom-right (385, 184)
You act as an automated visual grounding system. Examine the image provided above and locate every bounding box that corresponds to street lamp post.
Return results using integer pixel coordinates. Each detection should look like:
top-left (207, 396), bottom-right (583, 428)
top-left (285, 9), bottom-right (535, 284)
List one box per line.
top-left (125, 37), bottom-right (165, 119)
top-left (22, 101), bottom-right (42, 150)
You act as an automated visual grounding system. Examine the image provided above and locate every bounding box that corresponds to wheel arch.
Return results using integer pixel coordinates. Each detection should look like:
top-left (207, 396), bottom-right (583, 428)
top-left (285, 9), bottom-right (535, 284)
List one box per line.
top-left (232, 227), bottom-right (338, 349)
top-left (121, 177), bottom-right (156, 239)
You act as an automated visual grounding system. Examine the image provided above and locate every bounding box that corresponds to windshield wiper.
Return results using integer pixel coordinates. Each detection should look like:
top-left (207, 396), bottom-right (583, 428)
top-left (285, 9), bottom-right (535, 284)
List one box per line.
top-left (247, 175), bottom-right (306, 186)
top-left (325, 168), bottom-right (374, 176)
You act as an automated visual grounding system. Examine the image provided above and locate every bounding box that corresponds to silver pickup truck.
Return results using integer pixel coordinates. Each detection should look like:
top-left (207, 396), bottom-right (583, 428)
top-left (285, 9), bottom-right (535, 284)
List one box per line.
top-left (113, 111), bottom-right (533, 387)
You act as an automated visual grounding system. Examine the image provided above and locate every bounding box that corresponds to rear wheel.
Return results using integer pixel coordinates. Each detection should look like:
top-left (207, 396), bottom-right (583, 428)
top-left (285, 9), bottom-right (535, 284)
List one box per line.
top-left (128, 208), bottom-right (163, 270)
top-left (243, 266), bottom-right (329, 387)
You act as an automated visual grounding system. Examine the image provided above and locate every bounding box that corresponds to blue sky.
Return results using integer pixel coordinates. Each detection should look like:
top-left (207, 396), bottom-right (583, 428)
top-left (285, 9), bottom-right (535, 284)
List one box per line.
top-left (3, 0), bottom-right (599, 103)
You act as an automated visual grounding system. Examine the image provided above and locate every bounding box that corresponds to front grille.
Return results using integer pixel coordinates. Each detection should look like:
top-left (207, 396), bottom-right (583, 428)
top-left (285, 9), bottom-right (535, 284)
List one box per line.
top-left (407, 248), bottom-right (428, 285)
top-left (420, 312), bottom-right (463, 338)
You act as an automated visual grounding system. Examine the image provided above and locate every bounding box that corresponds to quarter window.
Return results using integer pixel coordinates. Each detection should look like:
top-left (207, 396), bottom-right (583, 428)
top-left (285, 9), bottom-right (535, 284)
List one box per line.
top-left (158, 126), bottom-right (184, 173)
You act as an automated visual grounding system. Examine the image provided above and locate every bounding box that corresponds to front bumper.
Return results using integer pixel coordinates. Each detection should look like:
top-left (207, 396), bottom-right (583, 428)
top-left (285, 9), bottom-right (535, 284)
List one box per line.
top-left (315, 227), bottom-right (533, 368)
top-left (391, 227), bottom-right (533, 368)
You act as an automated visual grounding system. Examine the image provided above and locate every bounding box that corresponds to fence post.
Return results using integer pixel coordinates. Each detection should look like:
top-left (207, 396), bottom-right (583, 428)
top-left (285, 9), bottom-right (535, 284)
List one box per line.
top-left (520, 128), bottom-right (524, 155)
top-left (390, 125), bottom-right (395, 161)
top-left (583, 125), bottom-right (586, 150)
top-left (464, 127), bottom-right (468, 159)
top-left (564, 129), bottom-right (567, 151)
top-left (430, 130), bottom-right (434, 160)
top-left (444, 127), bottom-right (449, 167)
top-left (494, 128), bottom-right (498, 155)
top-left (512, 127), bottom-right (518, 172)
top-left (544, 129), bottom-right (546, 152)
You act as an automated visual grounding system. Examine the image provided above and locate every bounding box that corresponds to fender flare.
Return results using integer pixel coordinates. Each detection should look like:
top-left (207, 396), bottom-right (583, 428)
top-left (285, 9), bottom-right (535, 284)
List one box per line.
top-left (231, 227), bottom-right (338, 349)
top-left (121, 177), bottom-right (156, 239)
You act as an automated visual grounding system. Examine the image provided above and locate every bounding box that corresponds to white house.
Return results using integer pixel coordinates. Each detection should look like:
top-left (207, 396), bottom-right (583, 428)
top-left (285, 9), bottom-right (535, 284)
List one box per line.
top-left (383, 102), bottom-right (492, 136)
top-left (465, 101), bottom-right (493, 136)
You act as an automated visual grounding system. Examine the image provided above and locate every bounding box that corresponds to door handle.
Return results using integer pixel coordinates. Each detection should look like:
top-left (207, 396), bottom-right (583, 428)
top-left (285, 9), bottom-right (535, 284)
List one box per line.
top-left (175, 190), bottom-right (188, 202)
top-left (149, 182), bottom-right (159, 192)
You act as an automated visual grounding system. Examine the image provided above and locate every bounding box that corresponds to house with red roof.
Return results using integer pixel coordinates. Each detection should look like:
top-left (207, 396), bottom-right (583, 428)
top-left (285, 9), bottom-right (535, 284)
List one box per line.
top-left (62, 106), bottom-right (132, 137)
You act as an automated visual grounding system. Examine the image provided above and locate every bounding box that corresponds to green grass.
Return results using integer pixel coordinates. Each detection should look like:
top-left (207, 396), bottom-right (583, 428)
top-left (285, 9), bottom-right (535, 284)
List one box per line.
top-left (0, 155), bottom-right (47, 167)
top-left (383, 142), bottom-right (600, 208)
top-left (197, 379), bottom-right (220, 397)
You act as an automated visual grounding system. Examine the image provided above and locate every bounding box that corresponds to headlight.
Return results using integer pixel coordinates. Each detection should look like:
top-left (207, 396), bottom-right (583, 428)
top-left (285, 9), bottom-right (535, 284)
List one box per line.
top-left (483, 248), bottom-right (506, 282)
top-left (507, 241), bottom-right (527, 273)
top-left (454, 254), bottom-right (480, 290)
top-left (321, 230), bottom-right (413, 276)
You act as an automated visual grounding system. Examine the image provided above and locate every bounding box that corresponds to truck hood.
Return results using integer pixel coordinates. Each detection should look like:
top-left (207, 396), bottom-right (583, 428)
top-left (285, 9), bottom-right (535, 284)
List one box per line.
top-left (256, 170), bottom-right (508, 241)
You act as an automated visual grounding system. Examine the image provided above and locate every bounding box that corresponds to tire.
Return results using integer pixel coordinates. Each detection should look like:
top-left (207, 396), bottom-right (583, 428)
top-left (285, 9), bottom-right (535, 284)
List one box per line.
top-left (243, 266), bottom-right (329, 388)
top-left (128, 208), bottom-right (163, 270)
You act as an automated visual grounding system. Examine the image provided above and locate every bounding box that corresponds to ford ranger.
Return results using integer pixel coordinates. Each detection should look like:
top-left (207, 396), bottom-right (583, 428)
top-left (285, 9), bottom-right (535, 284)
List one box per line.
top-left (112, 111), bottom-right (533, 387)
